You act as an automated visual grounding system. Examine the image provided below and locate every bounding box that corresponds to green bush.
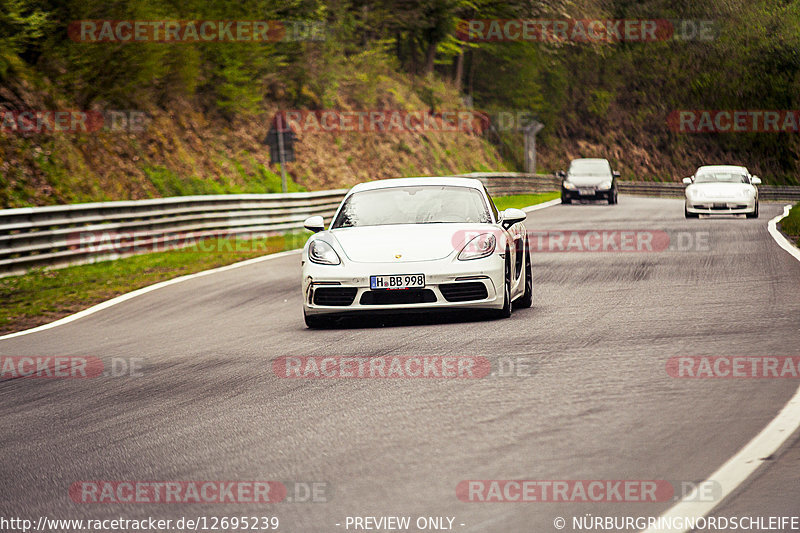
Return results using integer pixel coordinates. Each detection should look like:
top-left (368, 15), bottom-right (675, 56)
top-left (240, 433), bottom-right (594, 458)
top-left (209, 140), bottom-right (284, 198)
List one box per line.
top-left (780, 203), bottom-right (800, 246)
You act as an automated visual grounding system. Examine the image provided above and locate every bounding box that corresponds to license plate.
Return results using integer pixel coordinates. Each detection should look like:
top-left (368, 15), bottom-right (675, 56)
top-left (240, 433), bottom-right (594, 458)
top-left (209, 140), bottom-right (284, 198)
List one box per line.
top-left (713, 203), bottom-right (727, 209)
top-left (578, 188), bottom-right (595, 195)
top-left (370, 274), bottom-right (425, 290)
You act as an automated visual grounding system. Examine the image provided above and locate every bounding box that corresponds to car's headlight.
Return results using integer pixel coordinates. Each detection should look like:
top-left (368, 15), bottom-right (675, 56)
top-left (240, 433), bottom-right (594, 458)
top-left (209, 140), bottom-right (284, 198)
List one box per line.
top-left (598, 180), bottom-right (612, 190)
top-left (308, 240), bottom-right (341, 265)
top-left (687, 188), bottom-right (700, 199)
top-left (458, 233), bottom-right (496, 261)
top-left (563, 180), bottom-right (577, 190)
top-left (740, 188), bottom-right (755, 198)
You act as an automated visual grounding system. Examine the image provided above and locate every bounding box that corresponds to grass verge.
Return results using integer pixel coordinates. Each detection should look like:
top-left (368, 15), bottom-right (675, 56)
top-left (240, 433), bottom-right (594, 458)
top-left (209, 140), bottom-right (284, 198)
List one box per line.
top-left (0, 233), bottom-right (310, 336)
top-left (493, 191), bottom-right (560, 210)
top-left (0, 192), bottom-right (558, 335)
top-left (779, 202), bottom-right (800, 247)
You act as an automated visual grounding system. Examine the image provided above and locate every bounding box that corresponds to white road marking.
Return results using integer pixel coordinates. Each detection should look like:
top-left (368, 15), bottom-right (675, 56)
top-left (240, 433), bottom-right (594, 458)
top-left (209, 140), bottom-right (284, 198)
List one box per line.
top-left (0, 249), bottom-right (302, 341)
top-left (642, 204), bottom-right (800, 533)
top-left (0, 197), bottom-right (563, 341)
top-left (768, 204), bottom-right (800, 261)
top-left (522, 199), bottom-right (562, 212)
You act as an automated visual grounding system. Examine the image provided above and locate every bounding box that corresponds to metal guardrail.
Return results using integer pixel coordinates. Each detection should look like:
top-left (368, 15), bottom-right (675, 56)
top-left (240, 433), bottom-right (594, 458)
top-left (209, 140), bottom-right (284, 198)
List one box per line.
top-left (1, 174), bottom-right (798, 277)
top-left (0, 191), bottom-right (348, 277)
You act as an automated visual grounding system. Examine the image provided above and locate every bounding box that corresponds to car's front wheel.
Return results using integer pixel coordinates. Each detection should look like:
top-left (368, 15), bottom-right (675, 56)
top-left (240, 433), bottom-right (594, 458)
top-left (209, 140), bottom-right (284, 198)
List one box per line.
top-left (514, 238), bottom-right (533, 309)
top-left (561, 192), bottom-right (571, 204)
top-left (493, 254), bottom-right (513, 319)
top-left (746, 202), bottom-right (759, 219)
top-left (609, 190), bottom-right (618, 204)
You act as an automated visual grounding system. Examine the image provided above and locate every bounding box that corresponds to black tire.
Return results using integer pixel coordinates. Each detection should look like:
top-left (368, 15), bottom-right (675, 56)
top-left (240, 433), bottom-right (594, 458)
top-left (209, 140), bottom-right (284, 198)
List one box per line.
top-left (493, 254), bottom-right (512, 319)
top-left (746, 202), bottom-right (759, 219)
top-left (561, 194), bottom-right (571, 204)
top-left (304, 311), bottom-right (331, 329)
top-left (514, 238), bottom-right (533, 309)
top-left (609, 190), bottom-right (618, 204)
top-left (685, 205), bottom-right (699, 218)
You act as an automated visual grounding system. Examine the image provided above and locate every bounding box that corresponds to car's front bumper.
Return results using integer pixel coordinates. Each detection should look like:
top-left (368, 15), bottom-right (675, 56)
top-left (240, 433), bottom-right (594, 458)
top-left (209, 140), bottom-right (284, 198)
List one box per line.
top-left (562, 186), bottom-right (614, 201)
top-left (686, 197), bottom-right (756, 214)
top-left (302, 256), bottom-right (505, 316)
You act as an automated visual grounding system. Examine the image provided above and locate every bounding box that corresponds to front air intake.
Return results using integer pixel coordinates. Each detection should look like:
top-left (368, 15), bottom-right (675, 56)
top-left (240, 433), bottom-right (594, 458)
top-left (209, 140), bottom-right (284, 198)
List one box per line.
top-left (359, 289), bottom-right (437, 305)
top-left (439, 282), bottom-right (489, 302)
top-left (313, 287), bottom-right (358, 306)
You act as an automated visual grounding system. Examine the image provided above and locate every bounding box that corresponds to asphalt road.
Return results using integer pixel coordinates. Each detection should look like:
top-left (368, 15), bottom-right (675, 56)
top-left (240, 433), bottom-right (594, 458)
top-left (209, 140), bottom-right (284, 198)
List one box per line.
top-left (1, 196), bottom-right (799, 533)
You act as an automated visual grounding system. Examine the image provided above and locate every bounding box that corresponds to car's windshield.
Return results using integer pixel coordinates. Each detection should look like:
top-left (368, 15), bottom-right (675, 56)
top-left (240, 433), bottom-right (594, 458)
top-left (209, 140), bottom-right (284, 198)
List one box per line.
top-left (331, 186), bottom-right (492, 228)
top-left (569, 160), bottom-right (610, 176)
top-left (695, 172), bottom-right (749, 184)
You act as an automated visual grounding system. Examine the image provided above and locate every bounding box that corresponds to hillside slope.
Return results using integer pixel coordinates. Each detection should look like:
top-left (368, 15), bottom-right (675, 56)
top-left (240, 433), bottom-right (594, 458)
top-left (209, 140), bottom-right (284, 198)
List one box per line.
top-left (0, 67), bottom-right (505, 207)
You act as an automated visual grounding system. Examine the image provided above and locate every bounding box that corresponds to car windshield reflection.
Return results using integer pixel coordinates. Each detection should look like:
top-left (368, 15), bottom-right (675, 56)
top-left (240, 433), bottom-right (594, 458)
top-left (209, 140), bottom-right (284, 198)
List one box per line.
top-left (332, 186), bottom-right (492, 228)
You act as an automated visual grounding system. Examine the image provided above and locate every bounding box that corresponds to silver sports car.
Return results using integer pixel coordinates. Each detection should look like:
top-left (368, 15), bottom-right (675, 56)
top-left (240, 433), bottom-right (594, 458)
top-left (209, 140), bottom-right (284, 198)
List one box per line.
top-left (683, 165), bottom-right (761, 218)
top-left (300, 177), bottom-right (532, 328)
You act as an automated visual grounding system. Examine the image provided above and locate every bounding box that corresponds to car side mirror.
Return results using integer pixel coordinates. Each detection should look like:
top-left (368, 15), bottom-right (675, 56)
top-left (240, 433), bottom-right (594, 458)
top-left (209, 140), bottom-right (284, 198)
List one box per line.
top-left (303, 215), bottom-right (325, 233)
top-left (751, 176), bottom-right (761, 185)
top-left (682, 177), bottom-right (693, 185)
top-left (612, 171), bottom-right (620, 179)
top-left (556, 170), bottom-right (566, 179)
top-left (500, 208), bottom-right (526, 229)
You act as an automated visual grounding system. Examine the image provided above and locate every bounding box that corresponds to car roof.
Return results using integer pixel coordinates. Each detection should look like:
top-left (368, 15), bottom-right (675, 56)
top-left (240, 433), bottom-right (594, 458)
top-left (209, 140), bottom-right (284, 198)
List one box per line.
top-left (349, 177), bottom-right (486, 193)
top-left (570, 158), bottom-right (609, 163)
top-left (696, 165), bottom-right (748, 174)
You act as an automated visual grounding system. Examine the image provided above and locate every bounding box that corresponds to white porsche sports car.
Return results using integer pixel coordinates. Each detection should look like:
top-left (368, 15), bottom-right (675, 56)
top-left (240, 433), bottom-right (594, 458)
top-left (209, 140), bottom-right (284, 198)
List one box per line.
top-left (300, 177), bottom-right (532, 328)
top-left (683, 165), bottom-right (761, 218)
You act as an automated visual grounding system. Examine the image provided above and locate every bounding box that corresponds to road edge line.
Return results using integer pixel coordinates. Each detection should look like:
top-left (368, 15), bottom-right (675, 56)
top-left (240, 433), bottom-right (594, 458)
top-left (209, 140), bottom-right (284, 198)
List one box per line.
top-left (768, 204), bottom-right (800, 261)
top-left (0, 249), bottom-right (302, 341)
top-left (642, 204), bottom-right (800, 533)
top-left (522, 198), bottom-right (562, 212)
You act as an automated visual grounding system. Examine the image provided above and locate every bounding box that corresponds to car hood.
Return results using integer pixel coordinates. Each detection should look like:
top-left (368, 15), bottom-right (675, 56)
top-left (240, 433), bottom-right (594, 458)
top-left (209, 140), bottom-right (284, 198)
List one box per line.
top-left (688, 182), bottom-right (753, 198)
top-left (330, 224), bottom-right (496, 263)
top-left (566, 174), bottom-right (610, 186)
